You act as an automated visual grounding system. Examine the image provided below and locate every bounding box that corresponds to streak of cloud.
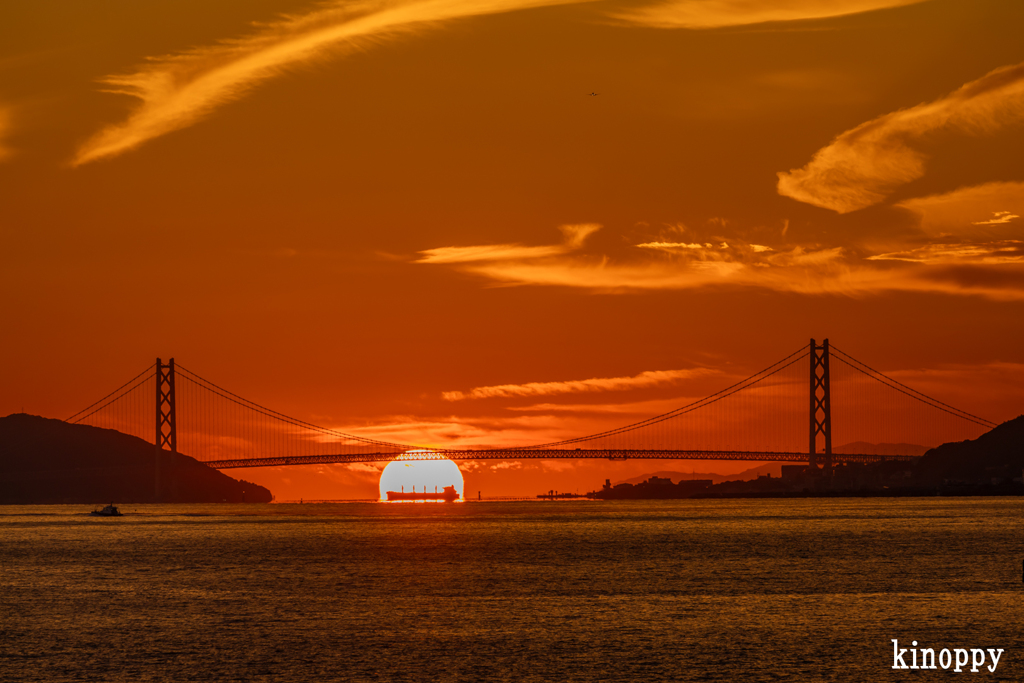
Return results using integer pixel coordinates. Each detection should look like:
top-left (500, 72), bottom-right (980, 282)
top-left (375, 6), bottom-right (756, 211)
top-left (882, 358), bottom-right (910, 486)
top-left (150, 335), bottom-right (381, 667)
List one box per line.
top-left (867, 241), bottom-right (1024, 264)
top-left (417, 225), bottom-right (1024, 300)
top-left (418, 224), bottom-right (601, 263)
top-left (506, 397), bottom-right (708, 413)
top-left (637, 241), bottom-right (774, 255)
top-left (895, 182), bottom-right (1024, 236)
top-left (449, 250), bottom-right (1024, 299)
top-left (442, 367), bottom-right (718, 401)
top-left (778, 62), bottom-right (1024, 213)
top-left (614, 0), bottom-right (924, 30)
top-left (327, 413), bottom-right (602, 449)
top-left (421, 226), bottom-right (851, 292)
top-left (636, 241), bottom-right (714, 250)
top-left (73, 0), bottom-right (594, 166)
top-left (974, 212), bottom-right (1020, 226)
top-left (418, 244), bottom-right (571, 264)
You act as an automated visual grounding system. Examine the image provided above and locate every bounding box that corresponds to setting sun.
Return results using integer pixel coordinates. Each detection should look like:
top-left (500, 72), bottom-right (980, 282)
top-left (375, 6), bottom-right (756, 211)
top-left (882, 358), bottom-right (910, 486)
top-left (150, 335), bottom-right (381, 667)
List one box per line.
top-left (378, 458), bottom-right (464, 502)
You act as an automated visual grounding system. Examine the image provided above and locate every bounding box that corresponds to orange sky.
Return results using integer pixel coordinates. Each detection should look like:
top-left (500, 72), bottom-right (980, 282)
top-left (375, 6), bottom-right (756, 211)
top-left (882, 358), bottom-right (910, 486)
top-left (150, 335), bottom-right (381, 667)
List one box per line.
top-left (2, 0), bottom-right (1023, 499)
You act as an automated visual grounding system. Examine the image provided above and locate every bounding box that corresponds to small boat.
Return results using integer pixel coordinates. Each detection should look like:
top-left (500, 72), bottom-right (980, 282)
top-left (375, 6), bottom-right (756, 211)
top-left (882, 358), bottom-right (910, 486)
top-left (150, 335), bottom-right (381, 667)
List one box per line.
top-left (90, 503), bottom-right (123, 517)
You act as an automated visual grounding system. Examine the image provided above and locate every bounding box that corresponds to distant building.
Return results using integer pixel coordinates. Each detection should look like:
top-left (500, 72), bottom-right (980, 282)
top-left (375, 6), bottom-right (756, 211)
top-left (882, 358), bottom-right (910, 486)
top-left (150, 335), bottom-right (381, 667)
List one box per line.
top-left (780, 465), bottom-right (808, 480)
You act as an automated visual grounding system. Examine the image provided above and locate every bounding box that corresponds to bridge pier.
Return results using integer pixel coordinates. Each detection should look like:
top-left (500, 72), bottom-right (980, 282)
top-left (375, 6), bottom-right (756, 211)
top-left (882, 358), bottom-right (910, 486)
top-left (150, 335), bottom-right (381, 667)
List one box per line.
top-left (809, 339), bottom-right (833, 476)
top-left (155, 358), bottom-right (177, 502)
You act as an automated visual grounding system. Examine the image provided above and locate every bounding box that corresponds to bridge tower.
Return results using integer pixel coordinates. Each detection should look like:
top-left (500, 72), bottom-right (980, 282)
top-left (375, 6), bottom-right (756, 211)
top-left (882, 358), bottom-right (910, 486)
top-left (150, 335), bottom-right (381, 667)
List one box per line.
top-left (155, 358), bottom-right (177, 502)
top-left (809, 339), bottom-right (833, 474)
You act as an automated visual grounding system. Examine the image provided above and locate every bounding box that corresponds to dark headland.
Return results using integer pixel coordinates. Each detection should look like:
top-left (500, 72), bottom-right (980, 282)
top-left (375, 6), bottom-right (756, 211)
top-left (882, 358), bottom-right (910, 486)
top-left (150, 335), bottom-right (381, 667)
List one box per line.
top-left (0, 414), bottom-right (272, 504)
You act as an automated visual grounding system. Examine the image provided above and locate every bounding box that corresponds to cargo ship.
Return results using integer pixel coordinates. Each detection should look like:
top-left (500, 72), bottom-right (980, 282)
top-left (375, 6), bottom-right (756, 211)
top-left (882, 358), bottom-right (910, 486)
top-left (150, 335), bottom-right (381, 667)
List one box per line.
top-left (386, 485), bottom-right (459, 502)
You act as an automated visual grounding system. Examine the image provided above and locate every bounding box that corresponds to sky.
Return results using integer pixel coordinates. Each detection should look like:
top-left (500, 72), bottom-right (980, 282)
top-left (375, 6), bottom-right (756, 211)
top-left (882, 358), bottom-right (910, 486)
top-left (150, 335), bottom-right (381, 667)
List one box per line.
top-left (2, 0), bottom-right (1023, 499)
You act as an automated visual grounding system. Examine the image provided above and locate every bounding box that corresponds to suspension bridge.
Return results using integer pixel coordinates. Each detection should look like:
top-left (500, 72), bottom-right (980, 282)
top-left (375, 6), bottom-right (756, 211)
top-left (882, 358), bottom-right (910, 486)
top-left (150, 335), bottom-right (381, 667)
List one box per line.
top-left (61, 339), bottom-right (997, 498)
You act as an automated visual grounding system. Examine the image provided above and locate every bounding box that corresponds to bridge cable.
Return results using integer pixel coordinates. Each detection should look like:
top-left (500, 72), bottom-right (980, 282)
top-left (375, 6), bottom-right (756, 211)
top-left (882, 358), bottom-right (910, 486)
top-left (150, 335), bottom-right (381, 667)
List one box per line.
top-left (829, 347), bottom-right (997, 428)
top-left (174, 365), bottom-right (414, 451)
top-left (65, 368), bottom-right (154, 425)
top-left (65, 363), bottom-right (156, 423)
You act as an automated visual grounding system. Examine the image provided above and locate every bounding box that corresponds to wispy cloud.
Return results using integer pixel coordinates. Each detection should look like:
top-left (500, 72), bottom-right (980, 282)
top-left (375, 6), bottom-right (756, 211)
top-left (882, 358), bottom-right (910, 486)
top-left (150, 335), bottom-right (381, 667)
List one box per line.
top-left (867, 241), bottom-right (1024, 264)
top-left (417, 224), bottom-right (600, 263)
top-left (442, 367), bottom-right (718, 401)
top-left (974, 211), bottom-right (1020, 226)
top-left (417, 224), bottom-right (1024, 300)
top-left (417, 244), bottom-right (570, 264)
top-left (456, 248), bottom-right (1024, 300)
top-left (73, 0), bottom-right (593, 166)
top-left (327, 413), bottom-right (596, 449)
top-left (637, 240), bottom-right (772, 254)
top-left (614, 0), bottom-right (924, 30)
top-left (636, 241), bottom-right (740, 250)
top-left (895, 182), bottom-right (1024, 236)
top-left (506, 397), bottom-right (708, 413)
top-left (419, 226), bottom-right (856, 292)
top-left (637, 241), bottom-right (711, 249)
top-left (778, 62), bottom-right (1024, 213)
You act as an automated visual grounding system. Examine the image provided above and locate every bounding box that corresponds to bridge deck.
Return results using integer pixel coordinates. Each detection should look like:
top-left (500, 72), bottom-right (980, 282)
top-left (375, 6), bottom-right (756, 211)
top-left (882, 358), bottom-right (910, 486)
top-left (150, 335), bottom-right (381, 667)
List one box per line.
top-left (204, 449), bottom-right (920, 469)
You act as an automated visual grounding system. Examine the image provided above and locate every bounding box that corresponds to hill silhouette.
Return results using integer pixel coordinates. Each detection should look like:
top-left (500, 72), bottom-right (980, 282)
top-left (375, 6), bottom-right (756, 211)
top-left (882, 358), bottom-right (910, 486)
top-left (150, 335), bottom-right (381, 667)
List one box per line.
top-left (913, 415), bottom-right (1024, 484)
top-left (0, 414), bottom-right (272, 504)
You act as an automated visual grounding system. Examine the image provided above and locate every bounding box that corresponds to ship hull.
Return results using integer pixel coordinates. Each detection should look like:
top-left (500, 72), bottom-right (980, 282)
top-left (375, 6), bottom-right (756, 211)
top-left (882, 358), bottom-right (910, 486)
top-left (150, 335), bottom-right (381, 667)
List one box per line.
top-left (386, 488), bottom-right (459, 502)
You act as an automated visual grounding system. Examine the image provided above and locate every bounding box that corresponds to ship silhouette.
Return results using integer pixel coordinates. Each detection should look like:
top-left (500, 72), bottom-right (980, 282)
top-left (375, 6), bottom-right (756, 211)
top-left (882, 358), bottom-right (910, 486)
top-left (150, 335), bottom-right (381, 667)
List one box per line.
top-left (386, 484), bottom-right (459, 502)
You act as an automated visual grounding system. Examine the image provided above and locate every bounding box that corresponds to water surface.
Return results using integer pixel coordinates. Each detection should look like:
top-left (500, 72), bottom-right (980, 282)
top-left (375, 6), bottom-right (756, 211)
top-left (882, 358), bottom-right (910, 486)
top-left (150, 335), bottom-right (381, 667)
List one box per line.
top-left (1, 499), bottom-right (1021, 681)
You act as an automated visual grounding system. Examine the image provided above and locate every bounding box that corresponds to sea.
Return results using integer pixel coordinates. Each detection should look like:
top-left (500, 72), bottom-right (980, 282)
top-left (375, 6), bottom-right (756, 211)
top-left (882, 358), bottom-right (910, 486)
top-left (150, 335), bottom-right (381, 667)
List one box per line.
top-left (1, 498), bottom-right (1021, 682)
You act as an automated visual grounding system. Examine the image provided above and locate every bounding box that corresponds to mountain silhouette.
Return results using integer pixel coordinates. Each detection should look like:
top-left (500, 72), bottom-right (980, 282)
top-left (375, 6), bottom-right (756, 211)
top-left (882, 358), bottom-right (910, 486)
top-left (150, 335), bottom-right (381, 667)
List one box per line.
top-left (913, 415), bottom-right (1024, 483)
top-left (0, 414), bottom-right (272, 504)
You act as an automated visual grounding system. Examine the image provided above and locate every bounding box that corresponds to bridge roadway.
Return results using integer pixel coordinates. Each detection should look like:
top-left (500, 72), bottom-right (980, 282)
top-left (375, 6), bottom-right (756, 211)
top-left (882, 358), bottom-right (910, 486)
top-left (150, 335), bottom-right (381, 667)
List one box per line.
top-left (204, 449), bottom-right (920, 469)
